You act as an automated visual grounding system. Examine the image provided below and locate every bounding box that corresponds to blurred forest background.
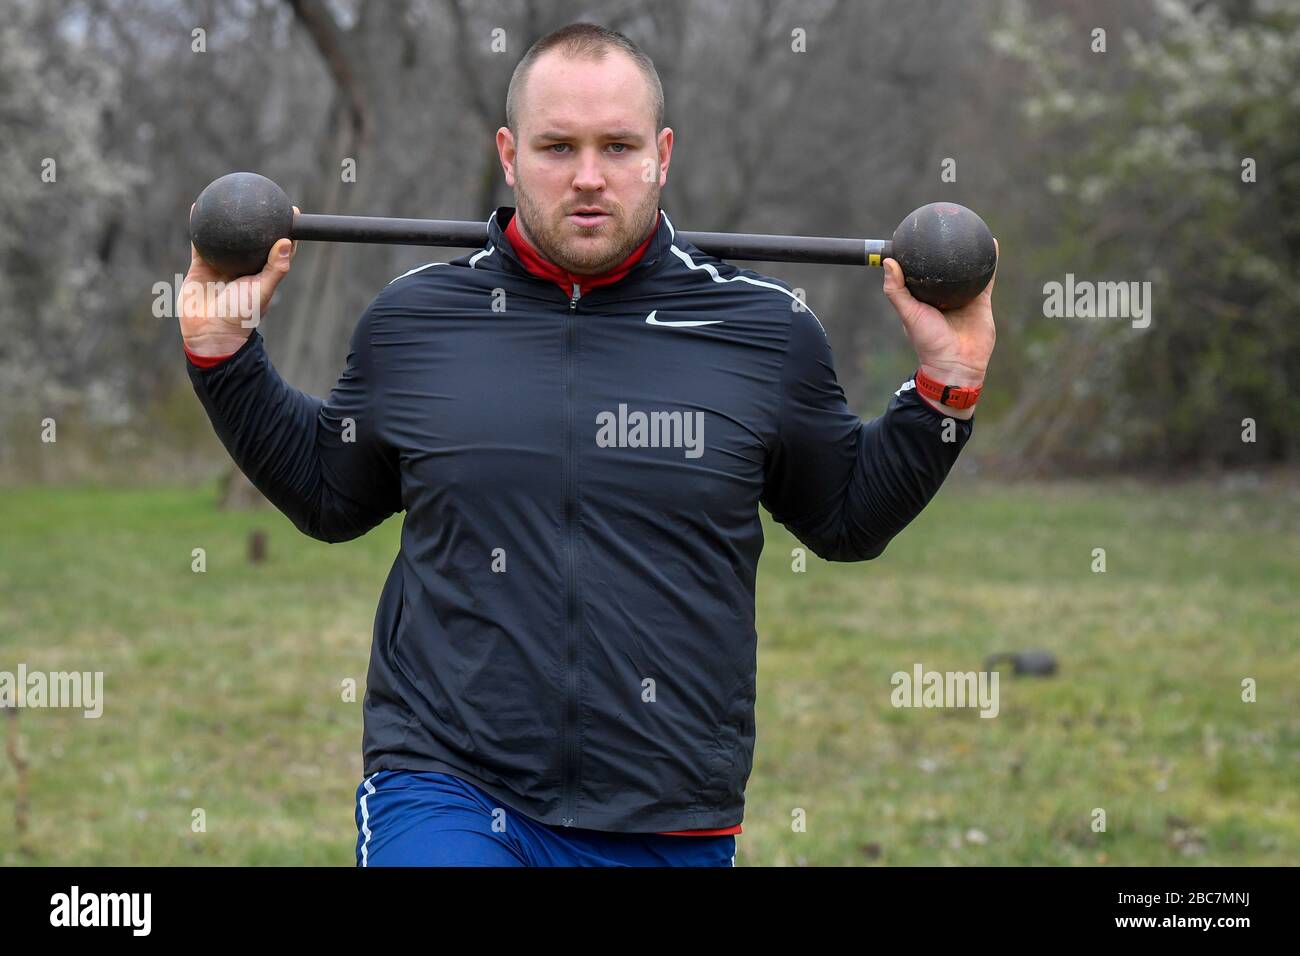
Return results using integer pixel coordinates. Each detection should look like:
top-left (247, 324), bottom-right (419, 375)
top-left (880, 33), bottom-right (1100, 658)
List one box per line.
top-left (1, 0), bottom-right (1296, 489)
top-left (2, 0), bottom-right (1298, 869)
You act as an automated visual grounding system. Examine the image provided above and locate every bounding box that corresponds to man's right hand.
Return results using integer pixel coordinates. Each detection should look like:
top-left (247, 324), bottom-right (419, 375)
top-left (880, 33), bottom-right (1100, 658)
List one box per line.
top-left (179, 204), bottom-right (298, 357)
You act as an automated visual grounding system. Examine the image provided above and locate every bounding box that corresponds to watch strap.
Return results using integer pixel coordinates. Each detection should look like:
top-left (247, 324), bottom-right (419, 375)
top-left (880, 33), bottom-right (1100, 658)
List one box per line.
top-left (914, 367), bottom-right (983, 410)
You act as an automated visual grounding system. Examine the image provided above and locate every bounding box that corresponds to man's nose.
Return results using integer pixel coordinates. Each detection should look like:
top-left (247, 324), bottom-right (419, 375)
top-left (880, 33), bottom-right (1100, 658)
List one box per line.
top-left (571, 148), bottom-right (607, 191)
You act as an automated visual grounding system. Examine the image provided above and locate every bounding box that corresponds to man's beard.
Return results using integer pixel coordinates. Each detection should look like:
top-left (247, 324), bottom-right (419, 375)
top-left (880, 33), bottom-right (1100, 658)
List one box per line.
top-left (513, 177), bottom-right (660, 275)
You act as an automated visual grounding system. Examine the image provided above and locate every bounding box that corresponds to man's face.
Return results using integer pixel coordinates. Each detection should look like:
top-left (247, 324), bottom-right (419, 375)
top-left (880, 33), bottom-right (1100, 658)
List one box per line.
top-left (497, 50), bottom-right (673, 275)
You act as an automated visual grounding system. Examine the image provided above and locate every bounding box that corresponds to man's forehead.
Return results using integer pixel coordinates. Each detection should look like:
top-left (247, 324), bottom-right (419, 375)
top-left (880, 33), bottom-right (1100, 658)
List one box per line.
top-left (521, 51), bottom-right (655, 131)
top-left (529, 47), bottom-right (641, 86)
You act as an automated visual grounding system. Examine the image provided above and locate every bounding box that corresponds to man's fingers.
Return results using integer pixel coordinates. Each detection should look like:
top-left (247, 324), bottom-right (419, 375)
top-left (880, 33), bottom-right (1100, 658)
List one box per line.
top-left (187, 240), bottom-right (222, 283)
top-left (186, 201), bottom-right (226, 282)
top-left (982, 238), bottom-right (999, 299)
top-left (187, 203), bottom-right (200, 269)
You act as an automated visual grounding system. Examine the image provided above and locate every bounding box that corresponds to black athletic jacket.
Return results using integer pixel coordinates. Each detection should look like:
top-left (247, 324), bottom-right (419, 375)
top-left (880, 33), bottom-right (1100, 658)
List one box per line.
top-left (186, 206), bottom-right (974, 833)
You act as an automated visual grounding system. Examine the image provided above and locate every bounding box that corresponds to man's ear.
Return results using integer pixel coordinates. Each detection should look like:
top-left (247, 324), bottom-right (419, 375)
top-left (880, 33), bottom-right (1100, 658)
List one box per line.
top-left (656, 127), bottom-right (674, 188)
top-left (496, 127), bottom-right (518, 187)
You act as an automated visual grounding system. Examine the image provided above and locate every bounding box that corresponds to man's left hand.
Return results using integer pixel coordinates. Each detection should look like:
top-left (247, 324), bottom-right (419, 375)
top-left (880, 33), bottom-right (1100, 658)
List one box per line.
top-left (882, 238), bottom-right (998, 419)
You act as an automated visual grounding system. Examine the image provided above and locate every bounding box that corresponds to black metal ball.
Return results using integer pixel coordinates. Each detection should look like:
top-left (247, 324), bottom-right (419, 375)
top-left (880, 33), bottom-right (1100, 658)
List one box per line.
top-left (189, 172), bottom-right (293, 278)
top-left (891, 202), bottom-right (997, 310)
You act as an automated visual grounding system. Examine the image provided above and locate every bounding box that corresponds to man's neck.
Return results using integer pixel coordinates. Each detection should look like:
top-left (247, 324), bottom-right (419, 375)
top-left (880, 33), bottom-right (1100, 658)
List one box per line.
top-left (504, 211), bottom-right (659, 297)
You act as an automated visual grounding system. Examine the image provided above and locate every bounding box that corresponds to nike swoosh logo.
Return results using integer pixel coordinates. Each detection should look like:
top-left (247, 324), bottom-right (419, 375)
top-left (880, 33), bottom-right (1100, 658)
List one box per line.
top-left (645, 310), bottom-right (723, 328)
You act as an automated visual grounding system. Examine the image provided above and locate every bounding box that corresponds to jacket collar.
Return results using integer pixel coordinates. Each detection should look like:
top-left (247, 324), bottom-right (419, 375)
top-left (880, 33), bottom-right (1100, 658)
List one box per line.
top-left (485, 206), bottom-right (677, 295)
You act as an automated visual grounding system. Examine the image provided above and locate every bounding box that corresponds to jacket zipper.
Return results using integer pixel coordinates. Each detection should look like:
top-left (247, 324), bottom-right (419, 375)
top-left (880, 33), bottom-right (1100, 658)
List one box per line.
top-left (560, 282), bottom-right (581, 826)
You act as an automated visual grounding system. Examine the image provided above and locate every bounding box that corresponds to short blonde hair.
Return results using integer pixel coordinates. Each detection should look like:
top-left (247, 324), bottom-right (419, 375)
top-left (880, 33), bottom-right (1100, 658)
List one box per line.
top-left (506, 22), bottom-right (665, 135)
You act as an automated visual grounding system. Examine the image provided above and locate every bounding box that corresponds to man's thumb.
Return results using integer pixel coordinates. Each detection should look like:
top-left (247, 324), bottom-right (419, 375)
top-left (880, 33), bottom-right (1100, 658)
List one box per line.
top-left (882, 258), bottom-right (908, 297)
top-left (257, 237), bottom-right (294, 301)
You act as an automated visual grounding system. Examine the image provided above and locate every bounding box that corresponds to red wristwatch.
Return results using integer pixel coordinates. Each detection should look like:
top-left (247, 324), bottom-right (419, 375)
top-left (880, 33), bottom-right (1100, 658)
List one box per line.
top-left (914, 367), bottom-right (983, 410)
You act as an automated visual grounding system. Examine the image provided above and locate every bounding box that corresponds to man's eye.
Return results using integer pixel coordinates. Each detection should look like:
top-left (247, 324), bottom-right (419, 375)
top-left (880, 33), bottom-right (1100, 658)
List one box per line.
top-left (547, 143), bottom-right (629, 153)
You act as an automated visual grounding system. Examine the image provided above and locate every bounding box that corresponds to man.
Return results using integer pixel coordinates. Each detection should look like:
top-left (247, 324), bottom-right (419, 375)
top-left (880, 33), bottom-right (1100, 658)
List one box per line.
top-left (180, 23), bottom-right (996, 867)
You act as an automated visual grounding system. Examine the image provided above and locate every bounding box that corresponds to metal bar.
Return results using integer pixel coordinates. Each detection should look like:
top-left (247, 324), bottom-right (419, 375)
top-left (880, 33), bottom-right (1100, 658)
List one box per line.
top-left (291, 213), bottom-right (893, 266)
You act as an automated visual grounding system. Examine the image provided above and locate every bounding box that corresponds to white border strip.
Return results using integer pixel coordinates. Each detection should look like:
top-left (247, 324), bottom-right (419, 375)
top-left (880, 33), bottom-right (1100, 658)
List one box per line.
top-left (666, 243), bottom-right (826, 333)
top-left (358, 772), bottom-right (378, 867)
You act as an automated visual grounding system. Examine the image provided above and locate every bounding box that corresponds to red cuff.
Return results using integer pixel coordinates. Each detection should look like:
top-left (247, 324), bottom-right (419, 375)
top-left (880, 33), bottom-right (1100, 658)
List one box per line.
top-left (184, 343), bottom-right (240, 369)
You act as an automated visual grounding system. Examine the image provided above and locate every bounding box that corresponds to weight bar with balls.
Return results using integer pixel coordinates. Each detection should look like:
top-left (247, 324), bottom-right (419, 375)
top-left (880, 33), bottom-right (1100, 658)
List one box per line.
top-left (189, 171), bottom-right (997, 310)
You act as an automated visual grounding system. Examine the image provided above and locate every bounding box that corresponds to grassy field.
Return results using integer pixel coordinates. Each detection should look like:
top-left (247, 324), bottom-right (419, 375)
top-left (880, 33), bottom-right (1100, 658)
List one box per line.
top-left (1, 475), bottom-right (1296, 866)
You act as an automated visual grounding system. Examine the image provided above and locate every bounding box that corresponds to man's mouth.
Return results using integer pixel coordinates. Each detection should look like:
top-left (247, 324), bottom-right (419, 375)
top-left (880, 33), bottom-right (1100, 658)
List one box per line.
top-left (568, 209), bottom-right (611, 227)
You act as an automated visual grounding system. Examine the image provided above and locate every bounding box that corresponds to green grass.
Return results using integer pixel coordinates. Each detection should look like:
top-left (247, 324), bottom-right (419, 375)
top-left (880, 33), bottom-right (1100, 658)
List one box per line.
top-left (0, 476), bottom-right (1296, 865)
